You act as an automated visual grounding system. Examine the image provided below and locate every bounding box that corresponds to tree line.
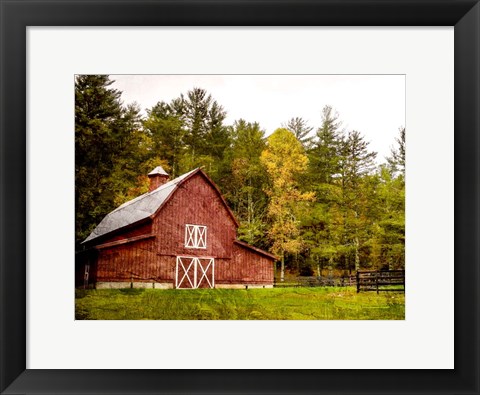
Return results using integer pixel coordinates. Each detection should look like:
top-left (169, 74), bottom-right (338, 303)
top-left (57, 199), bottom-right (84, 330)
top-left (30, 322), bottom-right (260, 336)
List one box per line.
top-left (75, 75), bottom-right (405, 279)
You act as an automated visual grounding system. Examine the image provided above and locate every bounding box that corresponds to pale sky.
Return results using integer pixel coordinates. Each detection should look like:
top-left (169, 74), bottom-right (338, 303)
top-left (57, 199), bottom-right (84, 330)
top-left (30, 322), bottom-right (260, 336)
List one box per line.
top-left (111, 74), bottom-right (405, 163)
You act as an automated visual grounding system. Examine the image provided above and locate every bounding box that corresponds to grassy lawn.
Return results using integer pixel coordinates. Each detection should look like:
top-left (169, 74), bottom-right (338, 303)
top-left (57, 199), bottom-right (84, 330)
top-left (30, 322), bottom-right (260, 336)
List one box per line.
top-left (75, 287), bottom-right (404, 320)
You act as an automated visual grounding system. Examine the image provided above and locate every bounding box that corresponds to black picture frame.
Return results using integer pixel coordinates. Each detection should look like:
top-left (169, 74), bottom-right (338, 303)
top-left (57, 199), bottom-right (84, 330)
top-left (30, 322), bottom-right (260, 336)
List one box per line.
top-left (1, 1), bottom-right (479, 394)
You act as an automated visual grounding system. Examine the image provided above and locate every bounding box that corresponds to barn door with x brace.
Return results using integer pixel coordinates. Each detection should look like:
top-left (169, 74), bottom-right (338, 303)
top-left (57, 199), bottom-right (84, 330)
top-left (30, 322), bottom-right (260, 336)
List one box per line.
top-left (175, 256), bottom-right (215, 289)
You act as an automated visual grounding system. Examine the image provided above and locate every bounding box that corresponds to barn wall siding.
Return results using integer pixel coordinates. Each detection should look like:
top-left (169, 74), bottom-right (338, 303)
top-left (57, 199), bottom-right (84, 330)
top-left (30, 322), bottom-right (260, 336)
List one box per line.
top-left (215, 244), bottom-right (274, 285)
top-left (96, 240), bottom-right (176, 283)
top-left (93, 221), bottom-right (153, 246)
top-left (95, 244), bottom-right (274, 287)
top-left (152, 173), bottom-right (237, 259)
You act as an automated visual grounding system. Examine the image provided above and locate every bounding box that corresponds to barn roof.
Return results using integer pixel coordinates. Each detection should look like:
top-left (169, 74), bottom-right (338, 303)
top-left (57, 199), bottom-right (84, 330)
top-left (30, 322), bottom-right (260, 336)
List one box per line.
top-left (83, 168), bottom-right (239, 244)
top-left (83, 169), bottom-right (196, 243)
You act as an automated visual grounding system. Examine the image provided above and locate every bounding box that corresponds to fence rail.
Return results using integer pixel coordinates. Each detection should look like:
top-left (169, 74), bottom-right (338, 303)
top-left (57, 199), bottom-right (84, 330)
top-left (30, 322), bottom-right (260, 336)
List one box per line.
top-left (274, 275), bottom-right (356, 288)
top-left (356, 270), bottom-right (405, 293)
top-left (273, 270), bottom-right (405, 293)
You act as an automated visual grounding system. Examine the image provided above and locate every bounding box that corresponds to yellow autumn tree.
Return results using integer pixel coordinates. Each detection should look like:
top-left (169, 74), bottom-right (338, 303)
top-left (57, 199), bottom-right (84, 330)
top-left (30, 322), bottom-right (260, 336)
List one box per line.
top-left (260, 128), bottom-right (315, 282)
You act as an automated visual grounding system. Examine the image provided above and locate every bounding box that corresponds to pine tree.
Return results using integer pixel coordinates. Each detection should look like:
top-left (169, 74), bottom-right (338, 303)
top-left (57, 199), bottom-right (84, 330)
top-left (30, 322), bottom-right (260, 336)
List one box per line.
top-left (144, 101), bottom-right (186, 178)
top-left (145, 88), bottom-right (231, 181)
top-left (374, 166), bottom-right (405, 269)
top-left (75, 75), bottom-right (146, 244)
top-left (309, 105), bottom-right (343, 185)
top-left (228, 120), bottom-right (268, 246)
top-left (75, 75), bottom-right (123, 243)
top-left (387, 127), bottom-right (406, 176)
top-left (301, 106), bottom-right (343, 275)
top-left (283, 117), bottom-right (314, 149)
top-left (337, 130), bottom-right (377, 272)
top-left (180, 88), bottom-right (227, 164)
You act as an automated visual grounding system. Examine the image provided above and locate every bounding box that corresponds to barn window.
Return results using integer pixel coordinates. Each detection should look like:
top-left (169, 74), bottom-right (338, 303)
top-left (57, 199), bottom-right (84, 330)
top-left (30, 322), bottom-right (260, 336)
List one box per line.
top-left (185, 224), bottom-right (207, 249)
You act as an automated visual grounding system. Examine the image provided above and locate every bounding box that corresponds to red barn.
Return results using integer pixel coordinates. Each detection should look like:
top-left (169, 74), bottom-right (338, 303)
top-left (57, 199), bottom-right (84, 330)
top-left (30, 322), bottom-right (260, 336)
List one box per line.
top-left (76, 167), bottom-right (276, 289)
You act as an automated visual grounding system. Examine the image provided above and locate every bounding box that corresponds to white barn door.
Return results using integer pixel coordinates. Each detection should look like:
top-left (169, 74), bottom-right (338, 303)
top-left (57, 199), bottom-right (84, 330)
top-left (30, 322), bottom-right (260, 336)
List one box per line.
top-left (175, 256), bottom-right (215, 289)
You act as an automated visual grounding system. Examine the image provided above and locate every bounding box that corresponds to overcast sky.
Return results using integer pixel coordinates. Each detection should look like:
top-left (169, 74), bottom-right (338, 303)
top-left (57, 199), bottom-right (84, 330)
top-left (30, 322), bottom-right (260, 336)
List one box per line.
top-left (110, 74), bottom-right (405, 163)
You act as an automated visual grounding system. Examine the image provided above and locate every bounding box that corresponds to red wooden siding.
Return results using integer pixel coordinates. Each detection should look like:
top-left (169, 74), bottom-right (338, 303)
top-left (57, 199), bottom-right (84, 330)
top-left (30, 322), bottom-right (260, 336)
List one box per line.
top-left (96, 240), bottom-right (175, 283)
top-left (215, 243), bottom-right (274, 285)
top-left (152, 173), bottom-right (237, 259)
top-left (93, 221), bottom-right (153, 246)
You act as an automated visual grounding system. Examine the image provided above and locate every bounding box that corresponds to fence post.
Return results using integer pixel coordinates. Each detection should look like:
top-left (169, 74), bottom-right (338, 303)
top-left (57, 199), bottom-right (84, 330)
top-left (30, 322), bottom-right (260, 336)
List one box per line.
top-left (356, 271), bottom-right (360, 293)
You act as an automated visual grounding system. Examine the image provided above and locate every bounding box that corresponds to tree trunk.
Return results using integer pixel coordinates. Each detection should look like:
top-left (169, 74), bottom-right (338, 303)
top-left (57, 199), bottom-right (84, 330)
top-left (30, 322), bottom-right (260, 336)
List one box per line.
top-left (247, 185), bottom-right (253, 243)
top-left (281, 254), bottom-right (285, 282)
top-left (354, 237), bottom-right (360, 271)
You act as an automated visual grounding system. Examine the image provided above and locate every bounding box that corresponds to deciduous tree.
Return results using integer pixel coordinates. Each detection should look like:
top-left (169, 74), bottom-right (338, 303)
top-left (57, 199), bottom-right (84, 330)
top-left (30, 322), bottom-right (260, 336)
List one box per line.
top-left (261, 128), bottom-right (315, 281)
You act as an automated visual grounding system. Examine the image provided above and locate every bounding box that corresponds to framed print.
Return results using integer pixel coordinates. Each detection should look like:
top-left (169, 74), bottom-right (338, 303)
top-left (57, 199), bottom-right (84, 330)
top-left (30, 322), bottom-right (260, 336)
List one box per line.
top-left (1, 1), bottom-right (479, 394)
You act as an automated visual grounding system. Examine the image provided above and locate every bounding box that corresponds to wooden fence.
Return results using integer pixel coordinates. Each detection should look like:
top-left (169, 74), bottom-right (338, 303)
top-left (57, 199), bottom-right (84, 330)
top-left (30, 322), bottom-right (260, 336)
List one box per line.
top-left (356, 270), bottom-right (405, 293)
top-left (273, 271), bottom-right (405, 293)
top-left (274, 275), bottom-right (356, 288)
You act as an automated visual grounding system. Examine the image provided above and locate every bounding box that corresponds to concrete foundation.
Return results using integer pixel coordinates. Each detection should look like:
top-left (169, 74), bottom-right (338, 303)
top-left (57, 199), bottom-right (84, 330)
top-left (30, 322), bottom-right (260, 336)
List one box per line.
top-left (215, 284), bottom-right (273, 289)
top-left (94, 282), bottom-right (272, 290)
top-left (95, 282), bottom-right (173, 289)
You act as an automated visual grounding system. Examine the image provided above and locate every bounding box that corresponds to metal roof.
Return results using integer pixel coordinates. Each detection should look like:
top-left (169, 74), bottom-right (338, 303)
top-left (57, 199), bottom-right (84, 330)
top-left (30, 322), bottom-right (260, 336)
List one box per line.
top-left (148, 166), bottom-right (169, 176)
top-left (83, 168), bottom-right (197, 243)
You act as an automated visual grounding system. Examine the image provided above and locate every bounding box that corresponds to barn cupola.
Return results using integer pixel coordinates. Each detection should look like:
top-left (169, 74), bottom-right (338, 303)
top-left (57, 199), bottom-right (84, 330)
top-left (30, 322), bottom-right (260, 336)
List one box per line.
top-left (148, 166), bottom-right (169, 191)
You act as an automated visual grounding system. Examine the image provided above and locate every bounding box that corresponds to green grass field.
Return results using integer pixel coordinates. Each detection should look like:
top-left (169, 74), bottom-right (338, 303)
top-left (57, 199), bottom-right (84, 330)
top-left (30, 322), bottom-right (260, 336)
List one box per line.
top-left (75, 287), bottom-right (405, 320)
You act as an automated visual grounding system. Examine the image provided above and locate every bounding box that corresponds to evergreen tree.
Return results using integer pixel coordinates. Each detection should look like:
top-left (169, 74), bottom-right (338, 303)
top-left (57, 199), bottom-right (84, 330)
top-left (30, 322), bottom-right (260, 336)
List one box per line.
top-left (376, 127), bottom-right (406, 269)
top-left (387, 126), bottom-right (406, 176)
top-left (75, 75), bottom-right (146, 244)
top-left (180, 88), bottom-right (227, 164)
top-left (374, 166), bottom-right (405, 269)
top-left (309, 105), bottom-right (343, 184)
top-left (75, 75), bottom-right (123, 243)
top-left (145, 87), bottom-right (231, 181)
top-left (300, 106), bottom-right (343, 275)
top-left (283, 117), bottom-right (314, 149)
top-left (181, 87), bottom-right (211, 158)
top-left (143, 101), bottom-right (186, 178)
top-left (337, 130), bottom-right (377, 271)
top-left (228, 120), bottom-right (269, 246)
top-left (339, 130), bottom-right (377, 187)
